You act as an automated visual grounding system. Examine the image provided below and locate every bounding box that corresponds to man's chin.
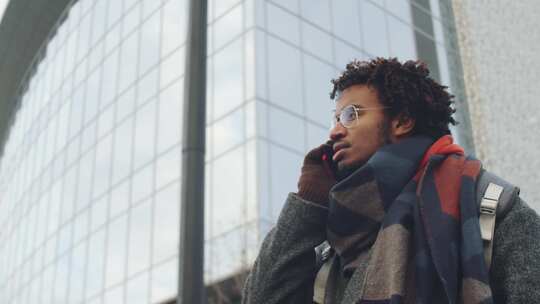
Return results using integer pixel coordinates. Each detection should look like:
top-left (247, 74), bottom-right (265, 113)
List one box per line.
top-left (335, 161), bottom-right (363, 181)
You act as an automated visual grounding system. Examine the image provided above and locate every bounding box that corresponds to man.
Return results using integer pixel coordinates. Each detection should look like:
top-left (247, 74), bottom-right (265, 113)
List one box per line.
top-left (242, 58), bottom-right (540, 303)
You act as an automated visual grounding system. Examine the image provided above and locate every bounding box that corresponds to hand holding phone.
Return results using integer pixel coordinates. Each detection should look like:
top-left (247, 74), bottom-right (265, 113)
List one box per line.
top-left (297, 142), bottom-right (338, 205)
top-left (321, 143), bottom-right (337, 179)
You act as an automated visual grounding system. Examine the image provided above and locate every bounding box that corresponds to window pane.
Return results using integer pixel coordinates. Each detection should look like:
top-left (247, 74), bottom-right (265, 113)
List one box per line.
top-left (106, 215), bottom-right (128, 287)
top-left (300, 0), bottom-right (331, 30)
top-left (161, 0), bottom-right (187, 57)
top-left (133, 101), bottom-right (156, 170)
top-left (68, 242), bottom-right (87, 303)
top-left (86, 229), bottom-right (106, 299)
top-left (153, 181), bottom-right (180, 263)
top-left (139, 11), bottom-right (161, 75)
top-left (155, 145), bottom-right (181, 190)
top-left (213, 108), bottom-right (245, 156)
top-left (131, 163), bottom-right (154, 204)
top-left (160, 47), bottom-right (185, 89)
top-left (104, 286), bottom-right (124, 304)
top-left (112, 117), bottom-right (134, 184)
top-left (269, 145), bottom-right (302, 219)
top-left (157, 80), bottom-right (183, 154)
top-left (388, 16), bottom-right (417, 59)
top-left (302, 21), bottom-right (332, 61)
top-left (267, 36), bottom-right (302, 115)
top-left (128, 200), bottom-right (152, 276)
top-left (361, 1), bottom-right (390, 57)
top-left (126, 272), bottom-right (149, 304)
top-left (267, 4), bottom-right (300, 45)
top-left (101, 50), bottom-right (119, 108)
top-left (332, 0), bottom-right (361, 46)
top-left (118, 31), bottom-right (139, 93)
top-left (110, 180), bottom-right (130, 218)
top-left (214, 4), bottom-right (243, 51)
top-left (303, 55), bottom-right (334, 125)
top-left (93, 134), bottom-right (113, 198)
top-left (150, 258), bottom-right (178, 303)
top-left (269, 106), bottom-right (304, 152)
top-left (385, 0), bottom-right (413, 24)
top-left (214, 39), bottom-right (243, 119)
top-left (211, 147), bottom-right (244, 236)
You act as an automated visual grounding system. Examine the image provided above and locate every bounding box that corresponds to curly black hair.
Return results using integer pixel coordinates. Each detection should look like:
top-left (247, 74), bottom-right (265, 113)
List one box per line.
top-left (330, 57), bottom-right (456, 140)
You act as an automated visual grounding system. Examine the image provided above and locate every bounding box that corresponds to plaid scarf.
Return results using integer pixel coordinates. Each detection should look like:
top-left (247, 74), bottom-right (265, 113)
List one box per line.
top-left (326, 135), bottom-right (493, 303)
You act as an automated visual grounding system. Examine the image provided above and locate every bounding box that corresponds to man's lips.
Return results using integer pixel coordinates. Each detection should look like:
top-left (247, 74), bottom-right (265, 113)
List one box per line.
top-left (332, 143), bottom-right (349, 161)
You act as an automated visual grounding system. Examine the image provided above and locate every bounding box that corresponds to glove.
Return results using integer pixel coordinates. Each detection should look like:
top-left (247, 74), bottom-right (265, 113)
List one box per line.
top-left (297, 142), bottom-right (337, 205)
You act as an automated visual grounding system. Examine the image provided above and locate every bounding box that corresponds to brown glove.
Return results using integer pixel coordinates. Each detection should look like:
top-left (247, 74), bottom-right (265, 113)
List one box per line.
top-left (297, 142), bottom-right (337, 205)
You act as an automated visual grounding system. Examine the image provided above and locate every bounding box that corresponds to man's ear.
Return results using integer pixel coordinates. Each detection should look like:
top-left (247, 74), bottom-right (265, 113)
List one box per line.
top-left (391, 113), bottom-right (415, 138)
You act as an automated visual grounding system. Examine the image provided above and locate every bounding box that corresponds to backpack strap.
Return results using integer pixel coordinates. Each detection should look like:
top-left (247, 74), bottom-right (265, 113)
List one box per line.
top-left (314, 241), bottom-right (333, 304)
top-left (476, 170), bottom-right (520, 270)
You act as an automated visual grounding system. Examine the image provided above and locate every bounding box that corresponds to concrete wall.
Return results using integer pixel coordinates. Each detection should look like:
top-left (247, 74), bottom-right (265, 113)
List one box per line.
top-left (452, 0), bottom-right (540, 210)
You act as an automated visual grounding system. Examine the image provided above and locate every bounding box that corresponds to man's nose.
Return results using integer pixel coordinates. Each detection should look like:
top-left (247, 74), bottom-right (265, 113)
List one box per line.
top-left (329, 122), bottom-right (346, 141)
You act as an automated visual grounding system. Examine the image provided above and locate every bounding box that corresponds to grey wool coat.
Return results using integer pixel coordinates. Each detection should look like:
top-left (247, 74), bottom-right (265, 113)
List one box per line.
top-left (242, 178), bottom-right (540, 303)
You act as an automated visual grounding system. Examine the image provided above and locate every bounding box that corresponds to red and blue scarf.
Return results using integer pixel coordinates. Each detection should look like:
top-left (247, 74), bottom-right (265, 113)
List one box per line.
top-left (327, 135), bottom-right (492, 303)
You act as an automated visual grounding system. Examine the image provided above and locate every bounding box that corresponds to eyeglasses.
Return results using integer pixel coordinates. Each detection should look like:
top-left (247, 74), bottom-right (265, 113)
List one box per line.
top-left (331, 104), bottom-right (389, 129)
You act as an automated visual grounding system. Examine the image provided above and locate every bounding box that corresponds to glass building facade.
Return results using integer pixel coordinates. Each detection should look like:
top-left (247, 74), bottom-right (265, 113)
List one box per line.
top-left (0, 0), bottom-right (465, 303)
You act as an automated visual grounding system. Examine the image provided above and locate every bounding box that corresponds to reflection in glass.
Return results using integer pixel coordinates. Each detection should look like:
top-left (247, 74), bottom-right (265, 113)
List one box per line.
top-left (151, 258), bottom-right (178, 303)
top-left (138, 67), bottom-right (159, 104)
top-left (94, 134), bottom-right (113, 199)
top-left (128, 200), bottom-right (152, 277)
top-left (131, 164), bottom-right (154, 204)
top-left (302, 21), bottom-right (332, 62)
top-left (303, 54), bottom-right (334, 125)
top-left (211, 147), bottom-right (244, 236)
top-left (160, 47), bottom-right (185, 89)
top-left (361, 1), bottom-right (390, 57)
top-left (118, 31), bottom-right (139, 93)
top-left (332, 0), bottom-right (361, 46)
top-left (214, 39), bottom-right (243, 119)
top-left (106, 214), bottom-right (128, 288)
top-left (267, 36), bottom-right (302, 114)
top-left (385, 0), bottom-right (413, 25)
top-left (126, 272), bottom-right (149, 304)
top-left (104, 286), bottom-right (124, 304)
top-left (269, 145), bottom-right (302, 219)
top-left (269, 106), bottom-right (305, 152)
top-left (153, 181), bottom-right (180, 264)
top-left (267, 3), bottom-right (300, 45)
top-left (157, 80), bottom-right (183, 154)
top-left (161, 0), bottom-right (187, 57)
top-left (86, 228), bottom-right (106, 299)
top-left (214, 4), bottom-right (243, 51)
top-left (139, 11), bottom-right (161, 76)
top-left (300, 0), bottom-right (331, 30)
top-left (110, 180), bottom-right (130, 219)
top-left (213, 107), bottom-right (245, 156)
top-left (155, 146), bottom-right (181, 191)
top-left (112, 117), bottom-right (134, 185)
top-left (388, 16), bottom-right (417, 59)
top-left (134, 101), bottom-right (156, 170)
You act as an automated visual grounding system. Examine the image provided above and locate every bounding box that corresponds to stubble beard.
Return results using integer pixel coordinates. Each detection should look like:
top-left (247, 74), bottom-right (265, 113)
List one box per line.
top-left (335, 119), bottom-right (392, 181)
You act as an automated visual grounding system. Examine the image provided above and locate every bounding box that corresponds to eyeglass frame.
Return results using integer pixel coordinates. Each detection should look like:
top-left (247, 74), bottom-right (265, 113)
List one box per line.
top-left (331, 104), bottom-right (391, 129)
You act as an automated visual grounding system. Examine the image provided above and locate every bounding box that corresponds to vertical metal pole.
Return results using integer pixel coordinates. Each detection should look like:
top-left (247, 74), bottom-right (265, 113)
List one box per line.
top-left (178, 0), bottom-right (207, 303)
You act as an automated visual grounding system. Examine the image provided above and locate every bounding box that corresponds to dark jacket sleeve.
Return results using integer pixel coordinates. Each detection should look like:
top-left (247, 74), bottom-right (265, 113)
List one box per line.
top-left (242, 193), bottom-right (328, 304)
top-left (491, 197), bottom-right (540, 303)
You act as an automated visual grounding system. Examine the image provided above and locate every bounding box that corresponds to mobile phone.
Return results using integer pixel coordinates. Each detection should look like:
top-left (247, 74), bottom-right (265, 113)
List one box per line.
top-left (321, 144), bottom-right (338, 178)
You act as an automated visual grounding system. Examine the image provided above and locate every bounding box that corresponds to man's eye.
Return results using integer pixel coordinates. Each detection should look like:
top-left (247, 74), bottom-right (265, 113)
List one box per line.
top-left (343, 110), bottom-right (355, 121)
